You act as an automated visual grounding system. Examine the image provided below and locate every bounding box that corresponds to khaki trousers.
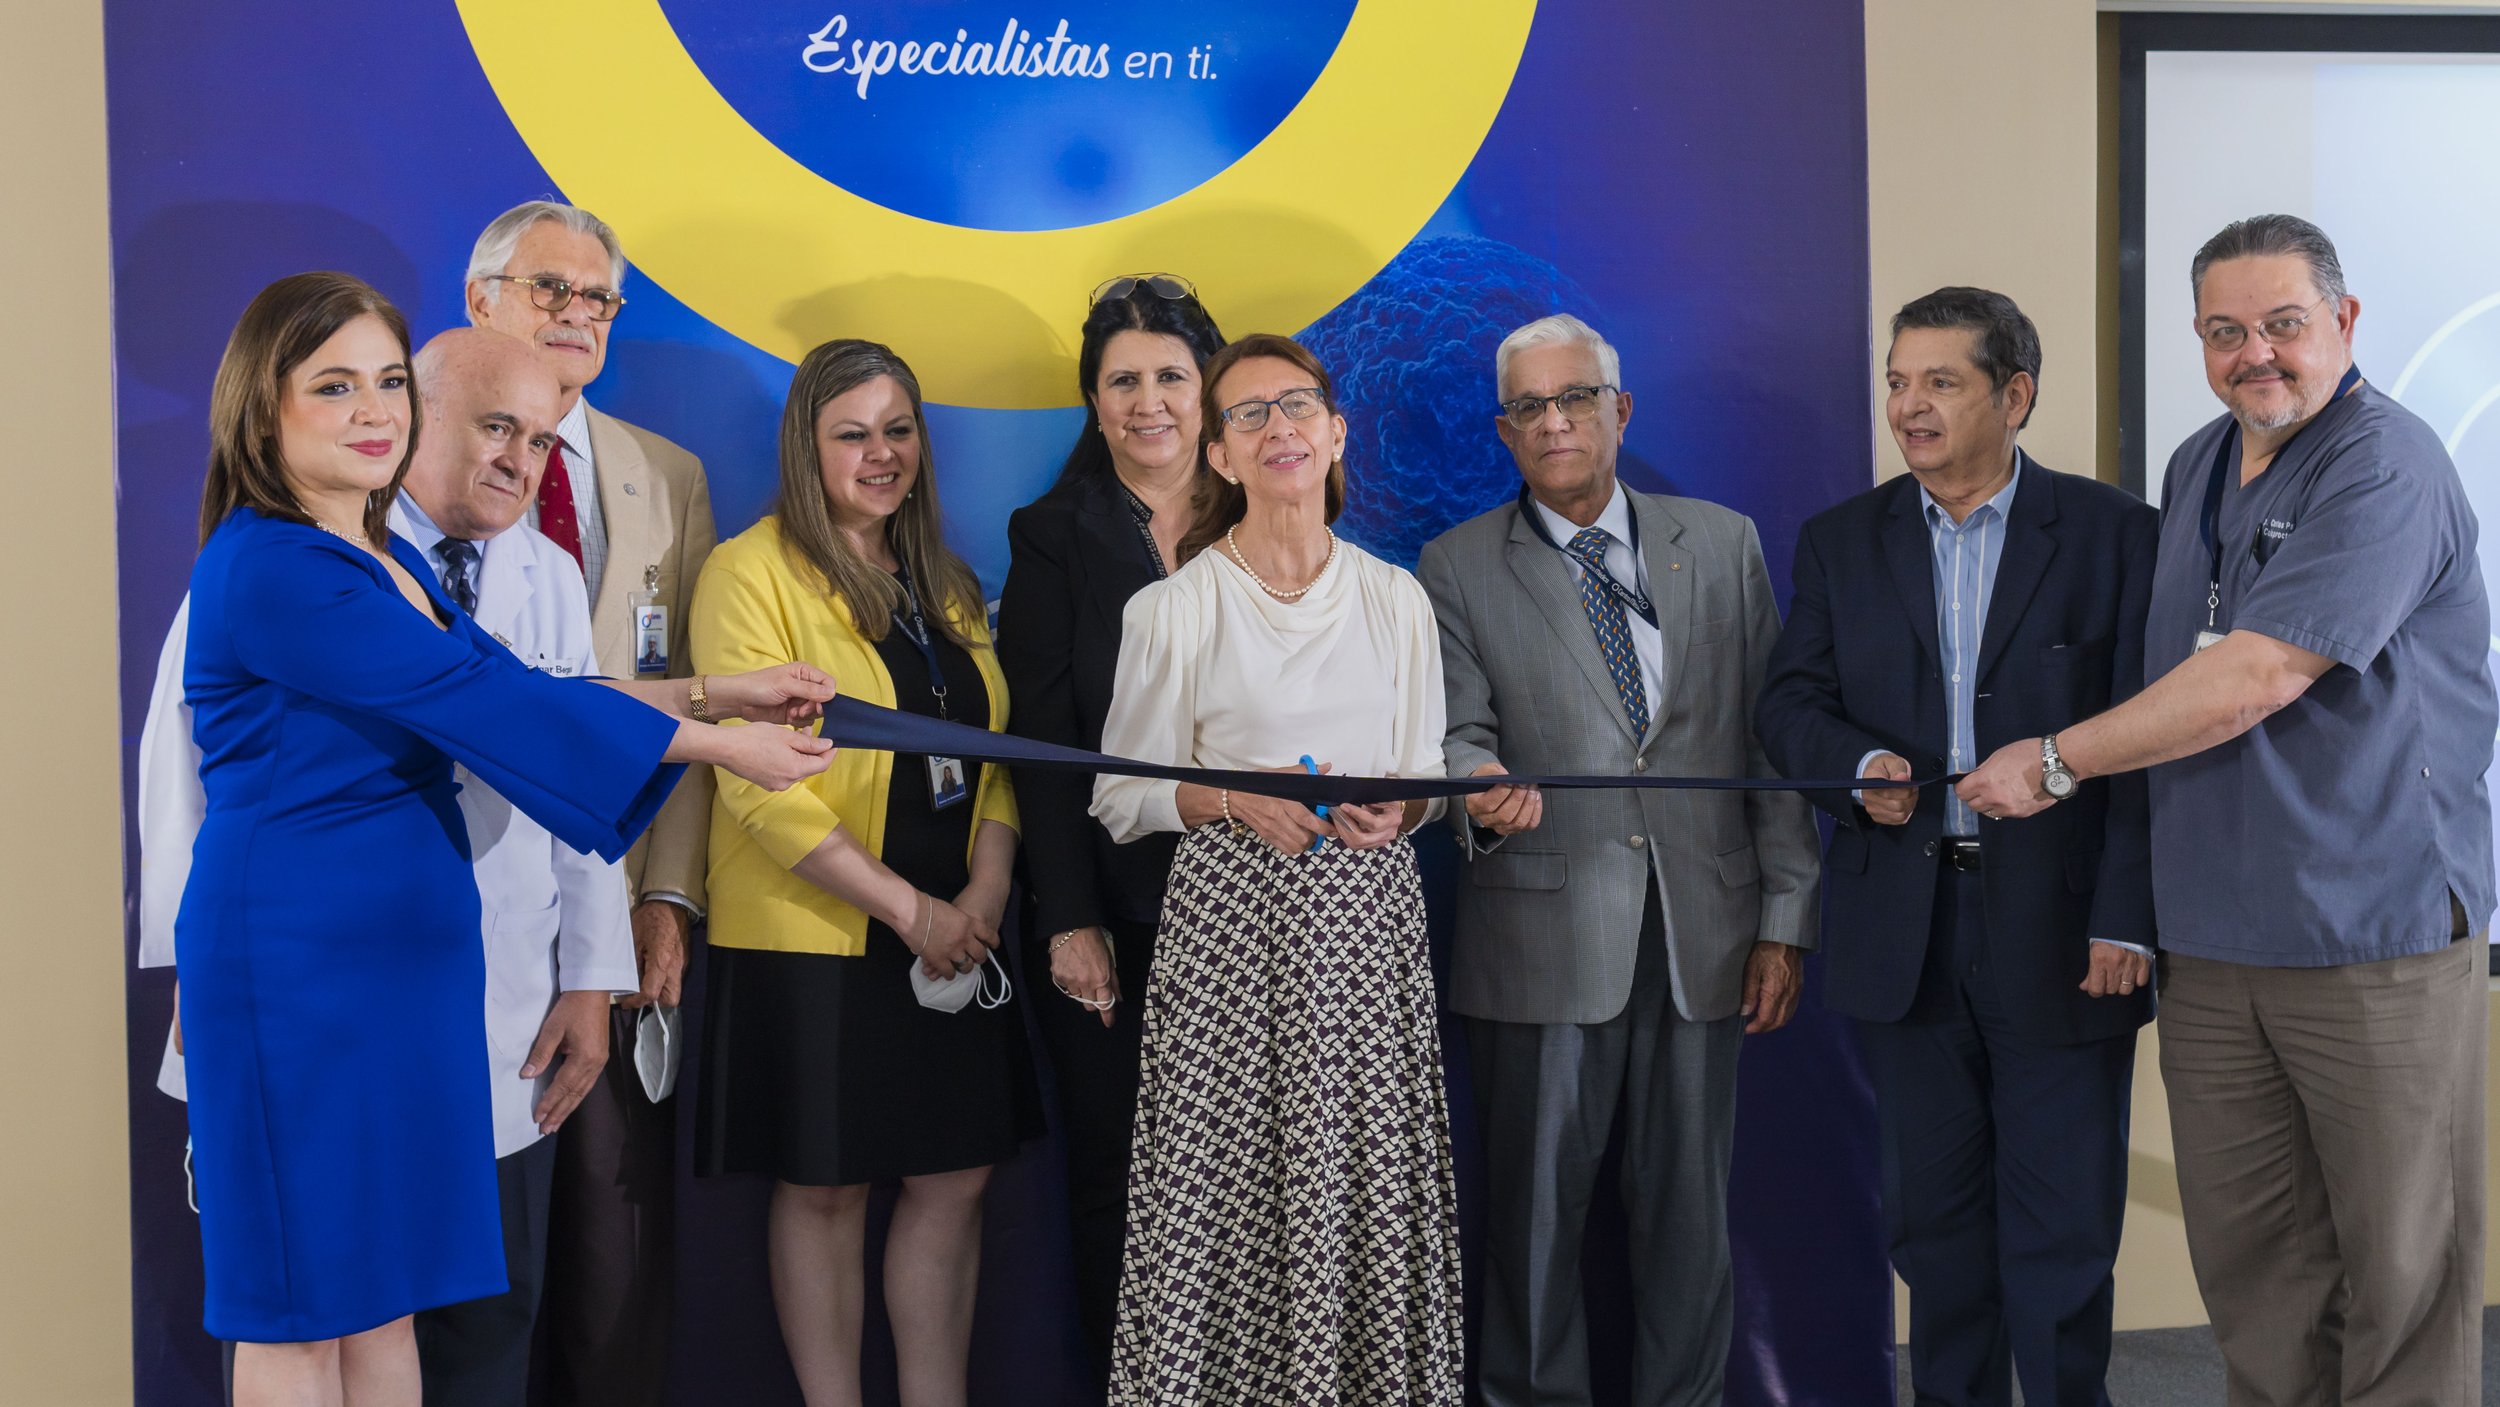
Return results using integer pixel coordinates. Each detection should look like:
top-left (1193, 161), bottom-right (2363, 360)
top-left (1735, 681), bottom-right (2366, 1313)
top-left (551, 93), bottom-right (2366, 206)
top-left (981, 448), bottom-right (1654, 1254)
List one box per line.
top-left (2160, 938), bottom-right (2486, 1407)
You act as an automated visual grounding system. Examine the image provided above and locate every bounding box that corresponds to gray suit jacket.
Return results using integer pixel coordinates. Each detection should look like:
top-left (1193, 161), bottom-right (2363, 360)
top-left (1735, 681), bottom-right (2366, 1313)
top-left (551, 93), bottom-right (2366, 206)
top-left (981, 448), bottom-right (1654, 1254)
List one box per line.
top-left (1418, 489), bottom-right (1820, 1025)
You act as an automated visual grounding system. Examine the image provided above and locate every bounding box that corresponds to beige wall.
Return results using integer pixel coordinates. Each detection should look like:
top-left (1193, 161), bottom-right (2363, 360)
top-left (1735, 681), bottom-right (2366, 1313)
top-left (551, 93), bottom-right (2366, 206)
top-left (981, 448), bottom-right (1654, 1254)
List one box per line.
top-left (1866, 0), bottom-right (2103, 483)
top-left (0, 0), bottom-right (132, 1402)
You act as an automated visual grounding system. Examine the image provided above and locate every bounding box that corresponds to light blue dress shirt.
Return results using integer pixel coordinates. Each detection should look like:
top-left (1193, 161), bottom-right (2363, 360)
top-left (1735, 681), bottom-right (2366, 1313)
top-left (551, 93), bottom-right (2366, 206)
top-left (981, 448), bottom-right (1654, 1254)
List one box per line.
top-left (1863, 452), bottom-right (2149, 962)
top-left (1923, 458), bottom-right (2023, 838)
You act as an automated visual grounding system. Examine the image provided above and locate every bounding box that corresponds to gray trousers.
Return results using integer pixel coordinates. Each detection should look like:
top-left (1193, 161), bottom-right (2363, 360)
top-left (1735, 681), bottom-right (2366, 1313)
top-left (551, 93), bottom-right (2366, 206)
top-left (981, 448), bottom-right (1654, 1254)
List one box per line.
top-left (1469, 890), bottom-right (1745, 1407)
top-left (2160, 936), bottom-right (2486, 1407)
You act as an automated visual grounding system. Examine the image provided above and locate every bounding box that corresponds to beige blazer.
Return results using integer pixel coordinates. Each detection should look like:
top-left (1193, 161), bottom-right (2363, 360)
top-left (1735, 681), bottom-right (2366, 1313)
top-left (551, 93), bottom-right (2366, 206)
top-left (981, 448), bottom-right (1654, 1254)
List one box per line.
top-left (584, 403), bottom-right (720, 909)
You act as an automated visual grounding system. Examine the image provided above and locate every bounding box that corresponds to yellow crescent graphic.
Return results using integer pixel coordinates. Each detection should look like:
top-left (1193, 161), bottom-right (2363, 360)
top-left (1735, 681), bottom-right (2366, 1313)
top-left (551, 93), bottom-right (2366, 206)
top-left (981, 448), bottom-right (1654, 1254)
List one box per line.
top-left (457, 0), bottom-right (1534, 408)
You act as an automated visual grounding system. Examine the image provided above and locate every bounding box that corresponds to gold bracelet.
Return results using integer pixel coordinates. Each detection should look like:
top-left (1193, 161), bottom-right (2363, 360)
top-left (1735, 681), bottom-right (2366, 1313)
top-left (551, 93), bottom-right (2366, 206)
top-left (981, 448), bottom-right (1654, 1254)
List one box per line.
top-left (688, 674), bottom-right (711, 722)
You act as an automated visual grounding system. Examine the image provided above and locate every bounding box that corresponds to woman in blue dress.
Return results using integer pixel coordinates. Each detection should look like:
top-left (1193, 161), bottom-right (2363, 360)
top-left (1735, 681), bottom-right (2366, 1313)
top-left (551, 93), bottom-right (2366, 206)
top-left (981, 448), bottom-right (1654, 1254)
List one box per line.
top-left (178, 272), bottom-right (838, 1407)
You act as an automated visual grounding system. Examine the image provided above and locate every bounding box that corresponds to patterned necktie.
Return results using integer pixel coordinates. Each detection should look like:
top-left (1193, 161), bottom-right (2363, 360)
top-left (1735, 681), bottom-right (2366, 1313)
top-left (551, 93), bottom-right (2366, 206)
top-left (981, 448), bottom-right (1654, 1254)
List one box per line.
top-left (437, 538), bottom-right (480, 617)
top-left (538, 440), bottom-right (584, 570)
top-left (1567, 527), bottom-right (1649, 736)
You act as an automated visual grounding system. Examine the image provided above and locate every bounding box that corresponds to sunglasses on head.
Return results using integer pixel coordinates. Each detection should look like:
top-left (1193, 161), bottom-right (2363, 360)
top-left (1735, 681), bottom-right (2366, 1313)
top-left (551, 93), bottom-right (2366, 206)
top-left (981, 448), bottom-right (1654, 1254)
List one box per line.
top-left (1090, 272), bottom-right (1198, 307)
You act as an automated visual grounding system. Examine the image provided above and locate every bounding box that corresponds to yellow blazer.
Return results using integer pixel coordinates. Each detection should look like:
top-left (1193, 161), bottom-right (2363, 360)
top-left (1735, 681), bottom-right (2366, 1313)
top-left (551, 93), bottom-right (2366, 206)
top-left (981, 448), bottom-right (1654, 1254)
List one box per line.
top-left (692, 516), bottom-right (1017, 956)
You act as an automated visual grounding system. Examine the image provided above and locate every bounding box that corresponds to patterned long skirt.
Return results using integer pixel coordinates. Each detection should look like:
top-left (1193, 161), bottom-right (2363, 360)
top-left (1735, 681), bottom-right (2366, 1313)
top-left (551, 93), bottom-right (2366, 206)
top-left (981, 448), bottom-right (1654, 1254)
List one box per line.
top-left (1109, 824), bottom-right (1463, 1406)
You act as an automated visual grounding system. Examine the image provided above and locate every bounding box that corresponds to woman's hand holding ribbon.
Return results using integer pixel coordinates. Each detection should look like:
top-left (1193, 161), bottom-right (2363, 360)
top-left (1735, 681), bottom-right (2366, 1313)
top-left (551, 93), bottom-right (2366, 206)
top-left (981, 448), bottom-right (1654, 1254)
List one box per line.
top-left (710, 661), bottom-right (838, 726)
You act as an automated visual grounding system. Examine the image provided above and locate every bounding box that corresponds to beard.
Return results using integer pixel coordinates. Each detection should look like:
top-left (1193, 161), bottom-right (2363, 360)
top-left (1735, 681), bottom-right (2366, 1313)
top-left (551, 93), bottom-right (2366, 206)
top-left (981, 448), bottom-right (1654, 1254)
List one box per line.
top-left (2229, 371), bottom-right (2314, 433)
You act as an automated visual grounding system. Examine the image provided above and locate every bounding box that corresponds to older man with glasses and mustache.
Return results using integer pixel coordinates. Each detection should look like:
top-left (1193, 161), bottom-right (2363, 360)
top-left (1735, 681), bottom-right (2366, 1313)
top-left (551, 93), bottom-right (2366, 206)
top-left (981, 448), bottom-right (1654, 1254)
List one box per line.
top-left (1958, 214), bottom-right (2495, 1405)
top-left (463, 199), bottom-right (718, 1407)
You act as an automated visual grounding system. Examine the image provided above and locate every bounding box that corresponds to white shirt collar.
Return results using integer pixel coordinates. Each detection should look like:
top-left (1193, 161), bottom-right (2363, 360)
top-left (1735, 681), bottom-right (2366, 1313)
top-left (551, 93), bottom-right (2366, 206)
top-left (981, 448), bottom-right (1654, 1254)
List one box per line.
top-left (393, 493), bottom-right (517, 558)
top-left (556, 397), bottom-right (594, 466)
top-left (1529, 479), bottom-right (1634, 552)
top-left (393, 495), bottom-right (447, 555)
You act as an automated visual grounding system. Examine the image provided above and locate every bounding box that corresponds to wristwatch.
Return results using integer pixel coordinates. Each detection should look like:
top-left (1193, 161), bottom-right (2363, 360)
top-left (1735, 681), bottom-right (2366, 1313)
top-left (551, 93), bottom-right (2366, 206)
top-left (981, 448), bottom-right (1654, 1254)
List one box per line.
top-left (2039, 734), bottom-right (2076, 801)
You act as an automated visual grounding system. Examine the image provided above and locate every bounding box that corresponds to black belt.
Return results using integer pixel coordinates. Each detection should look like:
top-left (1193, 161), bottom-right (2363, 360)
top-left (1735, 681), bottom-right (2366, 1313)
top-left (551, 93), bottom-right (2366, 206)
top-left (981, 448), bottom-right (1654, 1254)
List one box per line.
top-left (1933, 837), bottom-right (1982, 873)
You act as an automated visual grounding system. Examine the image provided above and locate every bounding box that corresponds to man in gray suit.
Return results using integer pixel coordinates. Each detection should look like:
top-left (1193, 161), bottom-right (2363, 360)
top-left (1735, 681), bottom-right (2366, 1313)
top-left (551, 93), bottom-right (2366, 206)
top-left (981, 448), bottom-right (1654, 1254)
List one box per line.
top-left (1418, 314), bottom-right (1821, 1407)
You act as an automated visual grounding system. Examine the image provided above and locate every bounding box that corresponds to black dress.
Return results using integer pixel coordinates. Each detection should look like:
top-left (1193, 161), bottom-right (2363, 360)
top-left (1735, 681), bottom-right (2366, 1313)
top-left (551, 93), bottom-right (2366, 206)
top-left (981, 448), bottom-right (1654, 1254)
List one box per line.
top-left (695, 621), bottom-right (1040, 1186)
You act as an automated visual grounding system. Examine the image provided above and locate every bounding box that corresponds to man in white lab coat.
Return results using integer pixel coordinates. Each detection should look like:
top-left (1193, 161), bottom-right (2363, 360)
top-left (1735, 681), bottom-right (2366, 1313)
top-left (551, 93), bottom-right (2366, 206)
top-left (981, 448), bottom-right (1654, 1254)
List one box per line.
top-left (137, 327), bottom-right (641, 1407)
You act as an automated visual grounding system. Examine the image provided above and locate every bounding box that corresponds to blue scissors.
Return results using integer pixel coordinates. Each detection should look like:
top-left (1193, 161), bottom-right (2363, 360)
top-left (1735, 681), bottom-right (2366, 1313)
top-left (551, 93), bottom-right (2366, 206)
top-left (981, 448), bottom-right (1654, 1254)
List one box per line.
top-left (1301, 755), bottom-right (1329, 853)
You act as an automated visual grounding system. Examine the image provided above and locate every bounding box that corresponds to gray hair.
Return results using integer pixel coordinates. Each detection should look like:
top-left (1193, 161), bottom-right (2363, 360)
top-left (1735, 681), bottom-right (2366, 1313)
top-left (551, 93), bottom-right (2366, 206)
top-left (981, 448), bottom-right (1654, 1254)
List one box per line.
top-left (1495, 313), bottom-right (1622, 393)
top-left (465, 200), bottom-right (627, 299)
top-left (2190, 214), bottom-right (2347, 307)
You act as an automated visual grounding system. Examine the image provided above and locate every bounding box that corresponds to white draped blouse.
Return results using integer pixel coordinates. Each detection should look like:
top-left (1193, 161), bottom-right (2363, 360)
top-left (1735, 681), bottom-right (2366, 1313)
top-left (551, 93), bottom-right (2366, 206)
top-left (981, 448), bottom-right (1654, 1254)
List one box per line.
top-left (1091, 536), bottom-right (1448, 842)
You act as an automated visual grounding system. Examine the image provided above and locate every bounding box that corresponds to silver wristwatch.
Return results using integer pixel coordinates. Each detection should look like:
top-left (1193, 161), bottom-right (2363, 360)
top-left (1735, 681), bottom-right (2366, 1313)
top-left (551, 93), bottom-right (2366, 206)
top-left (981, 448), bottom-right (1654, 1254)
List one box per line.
top-left (2039, 735), bottom-right (2076, 801)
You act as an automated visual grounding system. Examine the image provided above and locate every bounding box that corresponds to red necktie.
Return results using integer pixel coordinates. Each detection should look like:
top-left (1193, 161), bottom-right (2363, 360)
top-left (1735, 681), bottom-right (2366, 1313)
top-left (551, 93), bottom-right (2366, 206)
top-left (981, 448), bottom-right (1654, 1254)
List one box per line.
top-left (538, 441), bottom-right (584, 570)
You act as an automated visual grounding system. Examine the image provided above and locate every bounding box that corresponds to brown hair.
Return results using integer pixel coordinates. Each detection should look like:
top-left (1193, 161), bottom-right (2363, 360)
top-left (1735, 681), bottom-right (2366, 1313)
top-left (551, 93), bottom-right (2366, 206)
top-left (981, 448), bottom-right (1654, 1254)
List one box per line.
top-left (772, 339), bottom-right (984, 648)
top-left (199, 272), bottom-right (418, 545)
top-left (1174, 333), bottom-right (1347, 566)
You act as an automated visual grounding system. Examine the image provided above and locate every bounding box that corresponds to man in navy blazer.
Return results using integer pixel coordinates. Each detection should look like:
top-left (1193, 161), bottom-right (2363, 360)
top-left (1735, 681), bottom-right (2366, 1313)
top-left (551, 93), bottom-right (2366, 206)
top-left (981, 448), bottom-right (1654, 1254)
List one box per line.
top-left (1755, 288), bottom-right (2156, 1407)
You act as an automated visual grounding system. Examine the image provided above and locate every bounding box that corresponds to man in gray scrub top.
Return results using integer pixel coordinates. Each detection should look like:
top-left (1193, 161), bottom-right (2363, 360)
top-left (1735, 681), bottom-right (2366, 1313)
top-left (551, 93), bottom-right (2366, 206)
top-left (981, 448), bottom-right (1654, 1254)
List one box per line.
top-left (1959, 214), bottom-right (2496, 1405)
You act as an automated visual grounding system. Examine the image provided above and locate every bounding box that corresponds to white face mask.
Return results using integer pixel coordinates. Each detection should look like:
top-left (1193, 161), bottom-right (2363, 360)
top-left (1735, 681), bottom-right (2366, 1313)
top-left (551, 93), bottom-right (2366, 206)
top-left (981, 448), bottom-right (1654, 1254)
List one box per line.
top-left (910, 951), bottom-right (1012, 1013)
top-left (633, 1004), bottom-right (681, 1103)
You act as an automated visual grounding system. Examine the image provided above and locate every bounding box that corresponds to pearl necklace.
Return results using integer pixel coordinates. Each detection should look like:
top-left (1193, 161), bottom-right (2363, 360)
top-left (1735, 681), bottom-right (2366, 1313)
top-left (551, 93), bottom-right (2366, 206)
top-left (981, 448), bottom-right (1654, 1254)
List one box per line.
top-left (311, 517), bottom-right (374, 551)
top-left (1225, 526), bottom-right (1337, 601)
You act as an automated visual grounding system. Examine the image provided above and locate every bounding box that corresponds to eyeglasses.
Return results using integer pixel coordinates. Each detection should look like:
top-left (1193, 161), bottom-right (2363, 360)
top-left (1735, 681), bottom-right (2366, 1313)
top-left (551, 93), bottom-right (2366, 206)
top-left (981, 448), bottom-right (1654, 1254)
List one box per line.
top-left (1498, 384), bottom-right (1616, 430)
top-left (2197, 296), bottom-right (2330, 354)
top-left (1090, 272), bottom-right (1197, 307)
top-left (1217, 386), bottom-right (1327, 432)
top-left (483, 274), bottom-right (628, 322)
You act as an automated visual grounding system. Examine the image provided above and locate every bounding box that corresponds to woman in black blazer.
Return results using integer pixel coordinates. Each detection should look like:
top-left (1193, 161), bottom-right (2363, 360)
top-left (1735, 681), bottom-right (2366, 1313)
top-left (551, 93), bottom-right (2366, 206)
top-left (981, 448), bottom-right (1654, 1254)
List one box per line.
top-left (995, 274), bottom-right (1225, 1381)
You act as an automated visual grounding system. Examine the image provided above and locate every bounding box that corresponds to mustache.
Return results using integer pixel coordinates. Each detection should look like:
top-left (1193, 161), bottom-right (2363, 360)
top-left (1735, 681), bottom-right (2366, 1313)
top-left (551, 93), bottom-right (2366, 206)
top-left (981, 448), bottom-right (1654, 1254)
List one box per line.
top-left (542, 327), bottom-right (594, 349)
top-left (2230, 365), bottom-right (2295, 387)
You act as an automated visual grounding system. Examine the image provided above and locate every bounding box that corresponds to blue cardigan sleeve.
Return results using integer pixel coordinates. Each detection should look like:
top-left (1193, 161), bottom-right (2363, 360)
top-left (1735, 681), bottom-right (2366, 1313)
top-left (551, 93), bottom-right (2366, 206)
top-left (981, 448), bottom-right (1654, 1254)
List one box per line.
top-left (223, 532), bottom-right (682, 860)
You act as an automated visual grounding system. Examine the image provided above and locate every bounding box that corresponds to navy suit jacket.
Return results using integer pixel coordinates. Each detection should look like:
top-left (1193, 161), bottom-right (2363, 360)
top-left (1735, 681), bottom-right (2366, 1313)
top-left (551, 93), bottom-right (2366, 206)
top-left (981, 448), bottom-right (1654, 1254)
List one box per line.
top-left (1755, 458), bottom-right (2158, 1044)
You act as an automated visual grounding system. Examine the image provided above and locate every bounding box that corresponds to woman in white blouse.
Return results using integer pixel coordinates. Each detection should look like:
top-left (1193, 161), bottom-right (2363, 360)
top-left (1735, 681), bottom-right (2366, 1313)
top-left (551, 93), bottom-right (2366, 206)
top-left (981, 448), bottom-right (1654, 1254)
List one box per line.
top-left (1091, 333), bottom-right (1461, 1406)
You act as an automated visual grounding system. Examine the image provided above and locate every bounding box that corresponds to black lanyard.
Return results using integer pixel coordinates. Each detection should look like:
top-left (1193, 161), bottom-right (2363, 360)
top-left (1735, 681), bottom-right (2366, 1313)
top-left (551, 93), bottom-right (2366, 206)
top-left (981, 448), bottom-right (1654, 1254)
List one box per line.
top-left (2197, 364), bottom-right (2362, 629)
top-left (1517, 485), bottom-right (1657, 627)
top-left (888, 564), bottom-right (951, 721)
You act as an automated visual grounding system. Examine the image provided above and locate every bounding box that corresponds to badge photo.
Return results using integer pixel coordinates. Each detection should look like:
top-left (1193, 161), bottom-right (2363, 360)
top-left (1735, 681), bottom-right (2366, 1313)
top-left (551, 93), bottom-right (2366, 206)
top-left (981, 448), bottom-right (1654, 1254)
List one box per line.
top-left (927, 754), bottom-right (969, 810)
top-left (629, 564), bottom-right (668, 676)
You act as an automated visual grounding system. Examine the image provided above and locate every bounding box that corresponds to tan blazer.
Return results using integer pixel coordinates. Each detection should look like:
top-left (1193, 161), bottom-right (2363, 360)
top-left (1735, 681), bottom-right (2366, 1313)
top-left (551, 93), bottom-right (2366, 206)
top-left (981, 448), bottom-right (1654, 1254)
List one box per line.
top-left (583, 403), bottom-right (720, 909)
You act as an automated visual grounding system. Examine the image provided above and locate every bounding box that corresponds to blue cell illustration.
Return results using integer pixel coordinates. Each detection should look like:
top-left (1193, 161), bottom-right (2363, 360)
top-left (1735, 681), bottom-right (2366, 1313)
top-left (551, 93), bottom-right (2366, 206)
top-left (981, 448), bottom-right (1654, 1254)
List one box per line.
top-left (1300, 235), bottom-right (1602, 569)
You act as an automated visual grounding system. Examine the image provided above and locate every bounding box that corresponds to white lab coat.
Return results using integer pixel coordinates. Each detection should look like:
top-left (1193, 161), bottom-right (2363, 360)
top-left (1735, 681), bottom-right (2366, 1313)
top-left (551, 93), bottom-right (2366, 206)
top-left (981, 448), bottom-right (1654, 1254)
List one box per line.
top-left (137, 508), bottom-right (640, 1157)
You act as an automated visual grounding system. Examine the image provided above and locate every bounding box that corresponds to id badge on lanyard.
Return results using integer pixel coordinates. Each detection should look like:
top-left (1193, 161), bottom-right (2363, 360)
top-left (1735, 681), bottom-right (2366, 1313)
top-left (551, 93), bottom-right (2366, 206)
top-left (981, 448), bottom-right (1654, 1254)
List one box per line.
top-left (893, 570), bottom-right (969, 810)
top-left (2195, 365), bottom-right (2362, 653)
top-left (628, 565), bottom-right (670, 676)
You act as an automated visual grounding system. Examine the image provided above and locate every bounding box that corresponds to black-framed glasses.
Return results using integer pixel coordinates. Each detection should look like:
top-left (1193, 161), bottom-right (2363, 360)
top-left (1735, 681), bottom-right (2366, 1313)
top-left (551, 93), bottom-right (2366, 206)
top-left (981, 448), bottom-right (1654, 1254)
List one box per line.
top-left (1217, 386), bottom-right (1327, 432)
top-left (1091, 272), bottom-right (1197, 307)
top-left (2198, 296), bottom-right (2330, 354)
top-left (483, 274), bottom-right (628, 322)
top-left (1499, 383), bottom-right (1616, 430)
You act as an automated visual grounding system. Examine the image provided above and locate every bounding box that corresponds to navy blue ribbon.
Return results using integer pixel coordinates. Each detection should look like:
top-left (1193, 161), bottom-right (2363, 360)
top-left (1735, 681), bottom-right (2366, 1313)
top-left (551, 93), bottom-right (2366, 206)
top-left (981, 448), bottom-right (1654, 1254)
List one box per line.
top-left (811, 696), bottom-right (1928, 807)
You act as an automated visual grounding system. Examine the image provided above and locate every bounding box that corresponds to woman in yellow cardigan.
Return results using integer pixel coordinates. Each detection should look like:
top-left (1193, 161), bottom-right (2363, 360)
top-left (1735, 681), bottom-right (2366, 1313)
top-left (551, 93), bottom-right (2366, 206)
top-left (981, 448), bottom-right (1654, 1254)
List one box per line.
top-left (690, 339), bottom-right (1036, 1407)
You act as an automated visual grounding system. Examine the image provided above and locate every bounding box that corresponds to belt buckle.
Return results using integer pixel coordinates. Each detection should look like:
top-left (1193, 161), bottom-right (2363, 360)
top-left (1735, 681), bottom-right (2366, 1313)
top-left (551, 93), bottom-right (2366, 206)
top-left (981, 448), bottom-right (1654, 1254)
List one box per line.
top-left (1944, 839), bottom-right (1983, 872)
